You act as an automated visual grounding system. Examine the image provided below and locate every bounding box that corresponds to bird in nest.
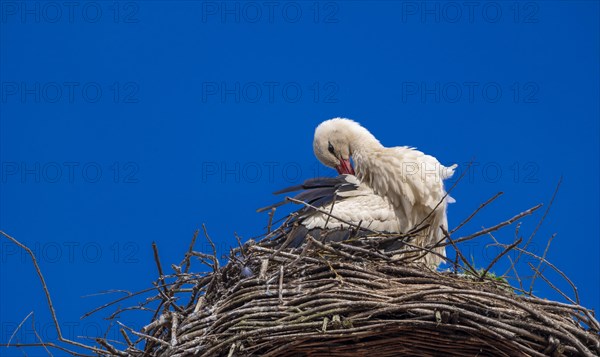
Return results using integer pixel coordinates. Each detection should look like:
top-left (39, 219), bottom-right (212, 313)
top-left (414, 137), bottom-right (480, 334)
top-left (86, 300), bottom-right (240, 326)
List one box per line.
top-left (258, 118), bottom-right (457, 267)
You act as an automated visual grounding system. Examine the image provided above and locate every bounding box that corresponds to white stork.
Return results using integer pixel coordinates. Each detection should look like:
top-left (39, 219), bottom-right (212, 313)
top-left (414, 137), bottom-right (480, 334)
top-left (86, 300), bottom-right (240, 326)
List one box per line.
top-left (260, 118), bottom-right (456, 267)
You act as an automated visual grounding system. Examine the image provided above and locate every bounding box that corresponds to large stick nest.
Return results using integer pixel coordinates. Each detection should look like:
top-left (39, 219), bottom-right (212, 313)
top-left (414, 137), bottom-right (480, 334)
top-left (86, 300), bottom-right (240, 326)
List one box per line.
top-left (2, 192), bottom-right (599, 357)
top-left (129, 226), bottom-right (600, 357)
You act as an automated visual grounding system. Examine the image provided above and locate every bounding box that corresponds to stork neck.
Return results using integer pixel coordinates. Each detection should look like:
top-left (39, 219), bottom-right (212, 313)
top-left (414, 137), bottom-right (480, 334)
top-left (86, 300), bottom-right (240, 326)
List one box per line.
top-left (350, 133), bottom-right (382, 184)
top-left (350, 130), bottom-right (382, 152)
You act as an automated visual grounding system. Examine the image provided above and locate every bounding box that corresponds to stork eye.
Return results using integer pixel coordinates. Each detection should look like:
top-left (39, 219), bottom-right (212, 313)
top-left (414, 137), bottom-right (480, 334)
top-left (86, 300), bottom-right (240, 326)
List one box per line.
top-left (327, 142), bottom-right (335, 154)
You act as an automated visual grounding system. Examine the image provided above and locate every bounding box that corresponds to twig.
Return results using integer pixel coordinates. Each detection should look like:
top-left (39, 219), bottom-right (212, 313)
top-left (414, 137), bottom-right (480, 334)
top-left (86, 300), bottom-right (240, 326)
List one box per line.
top-left (278, 265), bottom-right (284, 304)
top-left (0, 232), bottom-right (62, 337)
top-left (171, 313), bottom-right (179, 347)
top-left (479, 238), bottom-right (522, 281)
top-left (30, 313), bottom-right (54, 357)
top-left (306, 235), bottom-right (358, 261)
top-left (508, 178), bottom-right (561, 276)
top-left (442, 228), bottom-right (478, 276)
top-left (152, 242), bottom-right (168, 295)
top-left (95, 339), bottom-right (127, 357)
top-left (81, 283), bottom-right (180, 319)
top-left (498, 245), bottom-right (580, 305)
top-left (527, 263), bottom-right (576, 305)
top-left (323, 193), bottom-right (337, 228)
top-left (451, 192), bottom-right (503, 234)
top-left (267, 208), bottom-right (276, 233)
top-left (506, 255), bottom-right (525, 292)
top-left (0, 343), bottom-right (95, 357)
top-left (7, 311), bottom-right (34, 347)
top-left (202, 224), bottom-right (219, 270)
top-left (529, 233), bottom-right (556, 295)
top-left (0, 231), bottom-right (109, 356)
top-left (441, 204), bottom-right (543, 247)
top-left (486, 231), bottom-right (525, 292)
top-left (182, 230), bottom-right (200, 274)
top-left (120, 328), bottom-right (133, 347)
top-left (118, 322), bottom-right (171, 348)
top-left (234, 233), bottom-right (246, 260)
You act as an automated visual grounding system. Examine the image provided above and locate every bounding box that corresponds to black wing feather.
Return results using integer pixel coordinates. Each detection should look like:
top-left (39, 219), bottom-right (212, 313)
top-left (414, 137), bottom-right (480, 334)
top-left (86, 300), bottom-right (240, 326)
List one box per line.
top-left (256, 175), bottom-right (358, 213)
top-left (272, 176), bottom-right (349, 195)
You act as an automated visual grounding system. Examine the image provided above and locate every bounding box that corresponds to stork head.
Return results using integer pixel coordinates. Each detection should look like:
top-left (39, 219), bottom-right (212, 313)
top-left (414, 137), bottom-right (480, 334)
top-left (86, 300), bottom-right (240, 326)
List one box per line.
top-left (313, 118), bottom-right (380, 175)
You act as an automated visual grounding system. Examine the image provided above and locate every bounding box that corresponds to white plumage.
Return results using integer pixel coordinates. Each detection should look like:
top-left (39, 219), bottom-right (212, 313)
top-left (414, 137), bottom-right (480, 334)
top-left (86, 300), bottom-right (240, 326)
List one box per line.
top-left (261, 118), bottom-right (456, 267)
top-left (301, 175), bottom-right (401, 233)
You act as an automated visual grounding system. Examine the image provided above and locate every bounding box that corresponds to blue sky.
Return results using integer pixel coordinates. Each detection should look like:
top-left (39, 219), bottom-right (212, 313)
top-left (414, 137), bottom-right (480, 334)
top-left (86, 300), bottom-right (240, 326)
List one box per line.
top-left (1, 1), bottom-right (599, 355)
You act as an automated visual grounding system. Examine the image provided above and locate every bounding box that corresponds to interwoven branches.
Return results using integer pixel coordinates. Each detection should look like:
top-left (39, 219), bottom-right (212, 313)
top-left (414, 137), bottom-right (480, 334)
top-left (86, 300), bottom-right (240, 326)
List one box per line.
top-left (1, 188), bottom-right (599, 356)
top-left (128, 230), bottom-right (599, 357)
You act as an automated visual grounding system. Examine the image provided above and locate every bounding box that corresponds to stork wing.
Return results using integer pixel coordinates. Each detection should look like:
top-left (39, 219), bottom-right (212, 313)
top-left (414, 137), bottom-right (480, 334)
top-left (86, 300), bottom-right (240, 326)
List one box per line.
top-left (256, 175), bottom-right (360, 214)
top-left (258, 175), bottom-right (402, 251)
top-left (362, 146), bottom-right (456, 217)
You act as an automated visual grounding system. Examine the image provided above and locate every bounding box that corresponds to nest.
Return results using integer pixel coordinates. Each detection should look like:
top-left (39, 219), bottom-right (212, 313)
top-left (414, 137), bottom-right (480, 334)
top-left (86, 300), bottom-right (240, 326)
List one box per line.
top-left (2, 194), bottom-right (599, 356)
top-left (123, 224), bottom-right (600, 357)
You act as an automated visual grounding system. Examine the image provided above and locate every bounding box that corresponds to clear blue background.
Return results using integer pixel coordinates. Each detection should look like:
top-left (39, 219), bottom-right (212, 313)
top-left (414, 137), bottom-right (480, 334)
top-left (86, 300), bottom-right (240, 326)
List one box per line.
top-left (1, 1), bottom-right (598, 355)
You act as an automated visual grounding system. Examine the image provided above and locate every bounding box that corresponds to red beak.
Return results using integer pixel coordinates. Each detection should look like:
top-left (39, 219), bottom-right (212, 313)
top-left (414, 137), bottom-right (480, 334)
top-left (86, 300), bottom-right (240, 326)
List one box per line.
top-left (336, 158), bottom-right (355, 175)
